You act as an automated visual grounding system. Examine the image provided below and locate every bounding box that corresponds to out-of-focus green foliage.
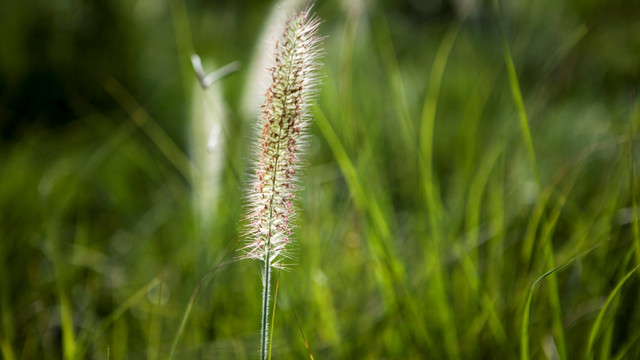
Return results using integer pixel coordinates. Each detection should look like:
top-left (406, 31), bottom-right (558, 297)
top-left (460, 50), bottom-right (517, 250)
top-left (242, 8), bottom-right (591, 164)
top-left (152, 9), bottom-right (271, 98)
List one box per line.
top-left (1, 0), bottom-right (639, 359)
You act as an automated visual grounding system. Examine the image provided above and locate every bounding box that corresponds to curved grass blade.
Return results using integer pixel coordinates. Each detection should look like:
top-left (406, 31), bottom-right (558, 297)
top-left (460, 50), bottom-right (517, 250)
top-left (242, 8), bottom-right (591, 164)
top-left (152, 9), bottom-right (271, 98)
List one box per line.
top-left (418, 22), bottom-right (462, 360)
top-left (585, 264), bottom-right (640, 358)
top-left (520, 246), bottom-right (599, 360)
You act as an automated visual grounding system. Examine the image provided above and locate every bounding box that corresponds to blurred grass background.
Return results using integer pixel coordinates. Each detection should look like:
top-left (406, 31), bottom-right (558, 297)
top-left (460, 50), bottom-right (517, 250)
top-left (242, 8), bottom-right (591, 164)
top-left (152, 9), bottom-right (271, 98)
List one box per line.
top-left (1, 0), bottom-right (640, 358)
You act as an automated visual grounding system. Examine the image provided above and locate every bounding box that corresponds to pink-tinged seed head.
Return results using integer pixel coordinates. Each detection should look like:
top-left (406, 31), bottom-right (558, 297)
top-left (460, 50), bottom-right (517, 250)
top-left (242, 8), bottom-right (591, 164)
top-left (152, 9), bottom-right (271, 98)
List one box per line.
top-left (241, 9), bottom-right (322, 269)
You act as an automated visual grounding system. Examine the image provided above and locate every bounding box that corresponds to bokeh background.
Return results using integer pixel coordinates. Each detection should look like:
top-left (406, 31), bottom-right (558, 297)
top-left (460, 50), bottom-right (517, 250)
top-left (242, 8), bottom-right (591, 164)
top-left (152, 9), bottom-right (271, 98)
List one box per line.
top-left (1, 0), bottom-right (639, 358)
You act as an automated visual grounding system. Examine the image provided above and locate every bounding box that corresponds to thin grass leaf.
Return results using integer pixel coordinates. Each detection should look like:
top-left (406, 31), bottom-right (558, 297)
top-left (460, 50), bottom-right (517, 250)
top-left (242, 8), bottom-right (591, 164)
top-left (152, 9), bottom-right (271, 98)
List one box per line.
top-left (103, 77), bottom-right (198, 183)
top-left (492, 0), bottom-right (540, 185)
top-left (373, 12), bottom-right (416, 149)
top-left (314, 107), bottom-right (433, 348)
top-left (288, 285), bottom-right (314, 360)
top-left (586, 264), bottom-right (640, 358)
top-left (612, 332), bottom-right (640, 360)
top-left (521, 246), bottom-right (599, 360)
top-left (169, 0), bottom-right (196, 99)
top-left (59, 284), bottom-right (76, 359)
top-left (0, 336), bottom-right (15, 360)
top-left (630, 103), bottom-right (640, 264)
top-left (418, 23), bottom-right (461, 360)
top-left (267, 270), bottom-right (280, 360)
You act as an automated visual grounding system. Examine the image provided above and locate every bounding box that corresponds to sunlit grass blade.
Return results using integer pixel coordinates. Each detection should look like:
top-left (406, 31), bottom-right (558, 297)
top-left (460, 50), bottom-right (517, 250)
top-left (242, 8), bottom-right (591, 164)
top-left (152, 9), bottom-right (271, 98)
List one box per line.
top-left (0, 335), bottom-right (15, 360)
top-left (522, 166), bottom-right (584, 359)
top-left (314, 107), bottom-right (433, 348)
top-left (459, 142), bottom-right (508, 346)
top-left (537, 192), bottom-right (572, 359)
top-left (58, 283), bottom-right (76, 359)
top-left (418, 22), bottom-right (461, 360)
top-left (104, 77), bottom-right (198, 183)
top-left (313, 108), bottom-right (397, 273)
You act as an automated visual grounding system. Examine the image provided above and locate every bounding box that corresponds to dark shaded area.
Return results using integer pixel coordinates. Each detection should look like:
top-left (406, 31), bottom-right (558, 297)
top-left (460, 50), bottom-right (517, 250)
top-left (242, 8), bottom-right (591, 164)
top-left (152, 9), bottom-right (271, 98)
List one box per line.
top-left (1, 0), bottom-right (638, 141)
top-left (0, 0), bottom-right (135, 140)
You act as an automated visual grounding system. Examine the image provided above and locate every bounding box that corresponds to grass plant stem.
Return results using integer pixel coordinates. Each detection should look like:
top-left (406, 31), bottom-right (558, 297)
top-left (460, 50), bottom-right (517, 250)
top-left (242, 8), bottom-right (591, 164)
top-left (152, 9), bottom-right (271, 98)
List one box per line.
top-left (260, 253), bottom-right (272, 360)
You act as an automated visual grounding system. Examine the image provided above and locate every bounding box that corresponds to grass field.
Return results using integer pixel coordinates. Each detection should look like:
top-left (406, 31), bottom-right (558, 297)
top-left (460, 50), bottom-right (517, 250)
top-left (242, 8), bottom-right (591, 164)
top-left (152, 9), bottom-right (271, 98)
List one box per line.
top-left (1, 0), bottom-right (639, 358)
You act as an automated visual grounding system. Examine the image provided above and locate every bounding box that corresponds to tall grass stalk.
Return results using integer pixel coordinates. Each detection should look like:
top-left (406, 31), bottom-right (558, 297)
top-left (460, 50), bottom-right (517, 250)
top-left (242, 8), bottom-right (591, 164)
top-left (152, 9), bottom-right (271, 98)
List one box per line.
top-left (241, 8), bottom-right (322, 359)
top-left (419, 23), bottom-right (461, 359)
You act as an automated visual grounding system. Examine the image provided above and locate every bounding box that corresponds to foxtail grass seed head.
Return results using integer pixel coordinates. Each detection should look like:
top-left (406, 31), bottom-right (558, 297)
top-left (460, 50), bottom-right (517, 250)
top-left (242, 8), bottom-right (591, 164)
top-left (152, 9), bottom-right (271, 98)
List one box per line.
top-left (241, 0), bottom-right (306, 118)
top-left (243, 8), bottom-right (322, 269)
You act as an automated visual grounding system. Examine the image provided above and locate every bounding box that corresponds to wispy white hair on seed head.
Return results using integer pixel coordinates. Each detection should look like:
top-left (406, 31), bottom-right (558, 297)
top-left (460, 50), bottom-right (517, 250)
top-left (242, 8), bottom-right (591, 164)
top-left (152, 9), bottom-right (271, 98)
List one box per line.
top-left (241, 5), bottom-right (323, 269)
top-left (241, 0), bottom-right (307, 121)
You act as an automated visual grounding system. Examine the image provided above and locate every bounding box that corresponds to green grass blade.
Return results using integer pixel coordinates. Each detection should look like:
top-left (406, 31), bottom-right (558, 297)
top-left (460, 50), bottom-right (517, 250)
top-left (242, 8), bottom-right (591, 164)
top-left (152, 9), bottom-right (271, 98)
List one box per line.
top-left (285, 283), bottom-right (315, 360)
top-left (418, 23), bottom-right (461, 360)
top-left (313, 108), bottom-right (395, 259)
top-left (59, 286), bottom-right (77, 360)
top-left (169, 0), bottom-right (195, 99)
top-left (267, 270), bottom-right (280, 360)
top-left (168, 259), bottom-right (234, 360)
top-left (521, 288), bottom-right (534, 360)
top-left (460, 143), bottom-right (509, 346)
top-left (586, 264), bottom-right (640, 358)
top-left (314, 107), bottom-right (434, 348)
top-left (538, 198), bottom-right (569, 359)
top-left (103, 77), bottom-right (198, 183)
top-left (373, 12), bottom-right (416, 149)
top-left (419, 24), bottom-right (461, 203)
top-left (632, 160), bottom-right (640, 265)
top-left (520, 190), bottom-right (548, 266)
top-left (521, 246), bottom-right (599, 360)
top-left (630, 100), bottom-right (640, 264)
top-left (492, 0), bottom-right (540, 185)
top-left (0, 336), bottom-right (15, 360)
top-left (613, 332), bottom-right (640, 360)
